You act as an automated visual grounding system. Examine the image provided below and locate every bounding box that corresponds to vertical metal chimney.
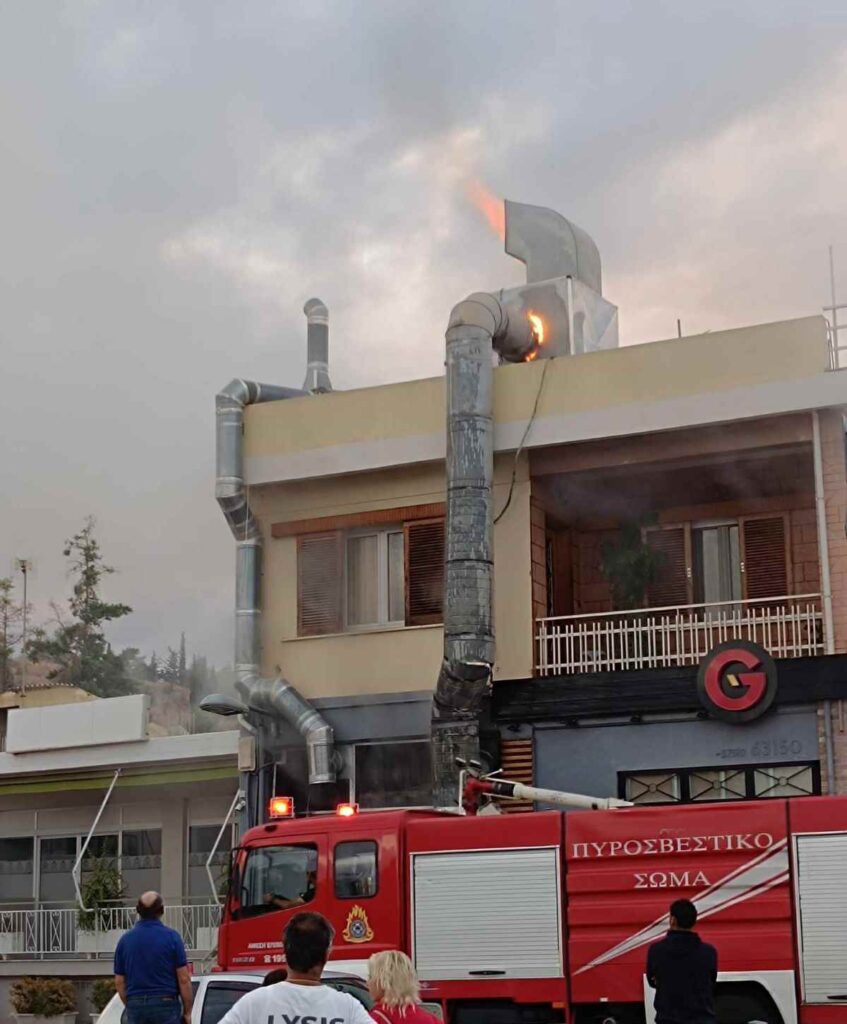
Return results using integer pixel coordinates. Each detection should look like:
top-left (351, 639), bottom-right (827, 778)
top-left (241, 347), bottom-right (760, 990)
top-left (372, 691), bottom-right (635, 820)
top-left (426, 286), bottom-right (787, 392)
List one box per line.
top-left (303, 298), bottom-right (332, 393)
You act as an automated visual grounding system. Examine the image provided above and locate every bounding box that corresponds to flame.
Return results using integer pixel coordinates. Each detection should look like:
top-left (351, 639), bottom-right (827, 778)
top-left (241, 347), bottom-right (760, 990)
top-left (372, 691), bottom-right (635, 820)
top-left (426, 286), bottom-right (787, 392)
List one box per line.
top-left (466, 180), bottom-right (505, 241)
top-left (528, 312), bottom-right (544, 346)
top-left (524, 312), bottom-right (545, 362)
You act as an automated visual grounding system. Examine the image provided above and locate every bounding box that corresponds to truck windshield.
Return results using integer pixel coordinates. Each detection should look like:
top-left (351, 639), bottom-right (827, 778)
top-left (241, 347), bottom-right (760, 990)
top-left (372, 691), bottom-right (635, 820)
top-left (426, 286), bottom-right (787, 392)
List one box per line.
top-left (236, 843), bottom-right (318, 918)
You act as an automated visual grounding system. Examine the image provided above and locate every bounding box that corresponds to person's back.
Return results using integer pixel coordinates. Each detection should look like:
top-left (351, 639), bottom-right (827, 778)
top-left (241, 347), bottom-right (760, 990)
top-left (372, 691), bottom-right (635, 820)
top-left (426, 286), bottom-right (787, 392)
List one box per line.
top-left (218, 912), bottom-right (372, 1024)
top-left (368, 949), bottom-right (434, 1023)
top-left (114, 893), bottom-right (192, 1024)
top-left (647, 899), bottom-right (718, 1024)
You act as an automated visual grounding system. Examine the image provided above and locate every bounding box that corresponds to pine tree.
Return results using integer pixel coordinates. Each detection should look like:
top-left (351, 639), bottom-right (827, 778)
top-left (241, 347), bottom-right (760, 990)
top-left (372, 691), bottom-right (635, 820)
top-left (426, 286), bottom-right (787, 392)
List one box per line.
top-left (27, 517), bottom-right (134, 698)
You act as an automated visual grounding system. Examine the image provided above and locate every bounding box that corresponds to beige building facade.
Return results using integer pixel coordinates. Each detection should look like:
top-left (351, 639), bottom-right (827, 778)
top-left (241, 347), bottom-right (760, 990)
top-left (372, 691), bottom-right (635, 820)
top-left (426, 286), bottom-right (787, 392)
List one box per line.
top-left (237, 313), bottom-right (847, 809)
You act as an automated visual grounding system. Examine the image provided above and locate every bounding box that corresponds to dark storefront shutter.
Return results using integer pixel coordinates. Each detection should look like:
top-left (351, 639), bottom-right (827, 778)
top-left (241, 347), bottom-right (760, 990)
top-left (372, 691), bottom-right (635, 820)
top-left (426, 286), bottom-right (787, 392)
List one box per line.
top-left (297, 531), bottom-right (343, 636)
top-left (646, 526), bottom-right (691, 607)
top-left (405, 517), bottom-right (445, 626)
top-left (741, 515), bottom-right (790, 600)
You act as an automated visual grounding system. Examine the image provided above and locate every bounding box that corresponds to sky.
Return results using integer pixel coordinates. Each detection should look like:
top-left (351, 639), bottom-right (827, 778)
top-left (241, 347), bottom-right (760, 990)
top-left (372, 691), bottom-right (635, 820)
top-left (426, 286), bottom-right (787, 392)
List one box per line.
top-left (2, 1), bottom-right (846, 667)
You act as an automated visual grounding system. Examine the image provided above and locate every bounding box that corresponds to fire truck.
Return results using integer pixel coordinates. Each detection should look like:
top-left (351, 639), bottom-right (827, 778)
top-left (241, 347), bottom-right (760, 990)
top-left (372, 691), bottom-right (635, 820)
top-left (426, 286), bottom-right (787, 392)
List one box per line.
top-left (217, 769), bottom-right (847, 1024)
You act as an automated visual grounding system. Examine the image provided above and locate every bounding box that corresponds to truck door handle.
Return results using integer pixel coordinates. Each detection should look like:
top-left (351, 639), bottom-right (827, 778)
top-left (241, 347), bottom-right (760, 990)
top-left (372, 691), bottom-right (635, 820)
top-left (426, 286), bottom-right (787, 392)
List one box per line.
top-left (467, 970), bottom-right (506, 976)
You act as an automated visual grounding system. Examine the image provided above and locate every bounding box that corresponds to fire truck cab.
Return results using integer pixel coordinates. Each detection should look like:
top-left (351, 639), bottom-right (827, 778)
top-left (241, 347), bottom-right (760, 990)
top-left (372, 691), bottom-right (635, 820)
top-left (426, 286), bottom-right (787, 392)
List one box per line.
top-left (218, 796), bottom-right (847, 1024)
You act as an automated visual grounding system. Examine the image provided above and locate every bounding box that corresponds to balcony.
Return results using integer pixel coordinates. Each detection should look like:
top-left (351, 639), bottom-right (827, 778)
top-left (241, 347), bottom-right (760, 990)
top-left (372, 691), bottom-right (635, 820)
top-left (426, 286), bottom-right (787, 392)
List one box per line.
top-left (536, 594), bottom-right (825, 676)
top-left (0, 902), bottom-right (221, 960)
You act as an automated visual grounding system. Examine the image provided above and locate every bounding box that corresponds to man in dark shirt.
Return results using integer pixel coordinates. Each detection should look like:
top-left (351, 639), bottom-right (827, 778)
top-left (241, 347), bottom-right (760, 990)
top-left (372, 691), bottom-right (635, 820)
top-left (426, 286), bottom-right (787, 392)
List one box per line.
top-left (647, 898), bottom-right (718, 1024)
top-left (114, 892), bottom-right (193, 1024)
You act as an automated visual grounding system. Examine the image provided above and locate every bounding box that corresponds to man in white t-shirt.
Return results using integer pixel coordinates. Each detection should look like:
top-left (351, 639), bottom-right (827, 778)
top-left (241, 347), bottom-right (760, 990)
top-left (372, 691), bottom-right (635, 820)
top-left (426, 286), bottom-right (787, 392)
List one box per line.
top-left (217, 912), bottom-right (373, 1024)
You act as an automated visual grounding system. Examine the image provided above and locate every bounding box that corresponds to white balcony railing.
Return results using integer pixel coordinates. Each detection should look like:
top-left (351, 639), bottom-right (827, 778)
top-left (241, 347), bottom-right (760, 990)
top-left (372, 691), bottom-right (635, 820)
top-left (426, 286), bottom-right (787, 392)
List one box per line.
top-left (0, 903), bottom-right (221, 960)
top-left (536, 594), bottom-right (825, 676)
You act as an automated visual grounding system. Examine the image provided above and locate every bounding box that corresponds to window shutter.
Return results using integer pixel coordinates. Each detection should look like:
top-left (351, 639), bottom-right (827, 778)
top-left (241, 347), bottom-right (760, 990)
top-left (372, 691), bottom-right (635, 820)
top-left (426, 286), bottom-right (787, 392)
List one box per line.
top-left (646, 526), bottom-right (691, 607)
top-left (405, 517), bottom-right (445, 626)
top-left (499, 739), bottom-right (535, 814)
top-left (297, 531), bottom-right (343, 636)
top-left (741, 515), bottom-right (789, 600)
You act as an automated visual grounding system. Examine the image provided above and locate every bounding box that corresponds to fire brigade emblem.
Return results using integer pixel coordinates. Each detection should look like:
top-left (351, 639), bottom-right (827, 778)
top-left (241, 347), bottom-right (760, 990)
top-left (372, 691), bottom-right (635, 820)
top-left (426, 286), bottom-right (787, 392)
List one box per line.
top-left (342, 905), bottom-right (374, 943)
top-left (697, 640), bottom-right (777, 724)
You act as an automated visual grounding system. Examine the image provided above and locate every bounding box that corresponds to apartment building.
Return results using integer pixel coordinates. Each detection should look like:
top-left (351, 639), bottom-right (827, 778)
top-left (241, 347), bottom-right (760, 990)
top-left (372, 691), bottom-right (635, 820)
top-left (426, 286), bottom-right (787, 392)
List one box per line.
top-left (231, 307), bottom-right (847, 812)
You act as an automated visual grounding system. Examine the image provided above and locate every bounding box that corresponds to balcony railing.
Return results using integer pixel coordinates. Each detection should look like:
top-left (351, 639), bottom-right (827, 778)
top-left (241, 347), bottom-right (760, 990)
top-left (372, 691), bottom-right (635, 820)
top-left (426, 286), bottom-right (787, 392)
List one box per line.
top-left (536, 594), bottom-right (825, 676)
top-left (0, 902), bottom-right (221, 960)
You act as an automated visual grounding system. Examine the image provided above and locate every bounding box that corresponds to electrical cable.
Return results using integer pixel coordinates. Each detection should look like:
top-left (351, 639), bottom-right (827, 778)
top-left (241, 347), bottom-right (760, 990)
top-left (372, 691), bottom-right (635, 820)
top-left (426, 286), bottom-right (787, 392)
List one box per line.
top-left (494, 356), bottom-right (552, 524)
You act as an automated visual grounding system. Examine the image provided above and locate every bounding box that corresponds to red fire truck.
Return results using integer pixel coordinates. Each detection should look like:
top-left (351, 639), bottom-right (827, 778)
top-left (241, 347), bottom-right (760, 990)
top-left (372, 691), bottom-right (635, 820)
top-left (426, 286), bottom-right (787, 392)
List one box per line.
top-left (217, 775), bottom-right (847, 1024)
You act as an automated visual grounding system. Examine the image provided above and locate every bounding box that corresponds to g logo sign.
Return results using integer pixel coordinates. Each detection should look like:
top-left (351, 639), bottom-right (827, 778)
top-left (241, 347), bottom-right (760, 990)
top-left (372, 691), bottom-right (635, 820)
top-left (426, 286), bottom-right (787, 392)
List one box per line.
top-left (697, 640), bottom-right (777, 724)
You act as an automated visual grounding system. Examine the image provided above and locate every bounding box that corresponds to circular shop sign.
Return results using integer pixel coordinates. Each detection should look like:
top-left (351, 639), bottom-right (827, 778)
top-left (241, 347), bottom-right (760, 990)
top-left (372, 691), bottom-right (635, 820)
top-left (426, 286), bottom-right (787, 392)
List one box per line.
top-left (697, 640), bottom-right (778, 724)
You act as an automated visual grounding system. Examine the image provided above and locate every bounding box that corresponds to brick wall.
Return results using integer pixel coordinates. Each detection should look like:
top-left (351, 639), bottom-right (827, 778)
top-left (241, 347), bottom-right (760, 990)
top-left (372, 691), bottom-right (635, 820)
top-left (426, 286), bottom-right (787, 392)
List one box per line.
top-left (815, 409), bottom-right (847, 794)
top-left (818, 409), bottom-right (847, 653)
top-left (789, 507), bottom-right (820, 592)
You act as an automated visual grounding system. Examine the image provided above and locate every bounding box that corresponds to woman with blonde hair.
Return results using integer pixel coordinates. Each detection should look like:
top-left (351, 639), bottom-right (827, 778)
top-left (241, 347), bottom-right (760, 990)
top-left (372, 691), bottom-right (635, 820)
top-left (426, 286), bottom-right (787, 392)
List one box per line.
top-left (367, 950), bottom-right (434, 1022)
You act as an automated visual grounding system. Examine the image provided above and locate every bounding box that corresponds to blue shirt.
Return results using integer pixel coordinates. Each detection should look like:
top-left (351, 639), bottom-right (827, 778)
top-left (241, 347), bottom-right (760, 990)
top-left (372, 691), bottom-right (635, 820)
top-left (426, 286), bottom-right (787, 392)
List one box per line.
top-left (113, 919), bottom-right (188, 998)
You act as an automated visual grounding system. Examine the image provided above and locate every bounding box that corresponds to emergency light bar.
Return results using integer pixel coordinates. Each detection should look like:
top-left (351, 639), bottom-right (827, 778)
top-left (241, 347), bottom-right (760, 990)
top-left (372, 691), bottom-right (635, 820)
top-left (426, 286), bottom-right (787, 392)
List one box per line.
top-left (269, 796), bottom-right (294, 819)
top-left (335, 802), bottom-right (359, 817)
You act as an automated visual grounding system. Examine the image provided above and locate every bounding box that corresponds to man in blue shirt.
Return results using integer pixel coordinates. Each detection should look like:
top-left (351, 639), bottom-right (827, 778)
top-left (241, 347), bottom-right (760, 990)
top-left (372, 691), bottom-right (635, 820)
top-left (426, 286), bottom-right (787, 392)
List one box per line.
top-left (114, 892), bottom-right (193, 1024)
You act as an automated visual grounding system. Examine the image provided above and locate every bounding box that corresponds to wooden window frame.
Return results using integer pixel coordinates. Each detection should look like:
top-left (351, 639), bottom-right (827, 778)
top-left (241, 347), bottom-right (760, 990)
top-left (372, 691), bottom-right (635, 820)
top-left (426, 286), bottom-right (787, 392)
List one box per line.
top-left (294, 509), bottom-right (445, 637)
top-left (344, 525), bottom-right (405, 631)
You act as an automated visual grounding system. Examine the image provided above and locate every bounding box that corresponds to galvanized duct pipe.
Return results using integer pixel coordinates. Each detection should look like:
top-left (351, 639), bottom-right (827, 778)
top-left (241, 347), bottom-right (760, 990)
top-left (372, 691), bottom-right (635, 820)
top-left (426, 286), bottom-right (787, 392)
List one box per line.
top-left (431, 293), bottom-right (533, 808)
top-left (215, 376), bottom-right (336, 787)
top-left (302, 298), bottom-right (332, 393)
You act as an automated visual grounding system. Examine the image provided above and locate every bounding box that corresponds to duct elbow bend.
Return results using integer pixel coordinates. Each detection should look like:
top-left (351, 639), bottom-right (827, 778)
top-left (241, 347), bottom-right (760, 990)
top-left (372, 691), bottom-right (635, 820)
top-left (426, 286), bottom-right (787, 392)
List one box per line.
top-left (446, 292), bottom-right (534, 363)
top-left (306, 723), bottom-right (336, 785)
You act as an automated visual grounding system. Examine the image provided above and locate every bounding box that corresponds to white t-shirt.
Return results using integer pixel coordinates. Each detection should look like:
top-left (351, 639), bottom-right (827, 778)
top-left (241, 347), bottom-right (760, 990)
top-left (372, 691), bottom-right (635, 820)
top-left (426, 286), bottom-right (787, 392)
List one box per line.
top-left (217, 982), bottom-right (374, 1024)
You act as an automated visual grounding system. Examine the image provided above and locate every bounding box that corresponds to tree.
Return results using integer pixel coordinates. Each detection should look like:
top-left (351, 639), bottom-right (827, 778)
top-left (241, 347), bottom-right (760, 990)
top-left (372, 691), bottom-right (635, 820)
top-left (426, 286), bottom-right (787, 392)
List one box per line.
top-left (178, 632), bottom-right (187, 684)
top-left (0, 577), bottom-right (26, 690)
top-left (161, 647), bottom-right (181, 684)
top-left (27, 517), bottom-right (135, 698)
top-left (600, 521), bottom-right (661, 610)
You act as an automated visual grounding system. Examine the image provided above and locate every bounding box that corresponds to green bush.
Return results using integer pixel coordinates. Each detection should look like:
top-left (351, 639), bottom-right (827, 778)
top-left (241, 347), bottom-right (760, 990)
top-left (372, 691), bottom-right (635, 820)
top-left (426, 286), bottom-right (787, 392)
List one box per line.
top-left (77, 858), bottom-right (125, 932)
top-left (10, 977), bottom-right (76, 1016)
top-left (90, 979), bottom-right (115, 1015)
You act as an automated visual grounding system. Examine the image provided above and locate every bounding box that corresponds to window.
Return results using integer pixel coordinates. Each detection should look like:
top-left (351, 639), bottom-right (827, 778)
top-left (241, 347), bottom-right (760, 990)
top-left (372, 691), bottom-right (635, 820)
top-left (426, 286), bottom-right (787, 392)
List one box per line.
top-left (623, 771), bottom-right (681, 805)
top-left (692, 524), bottom-right (741, 605)
top-left (296, 514), bottom-right (444, 636)
top-left (620, 762), bottom-right (819, 804)
top-left (335, 841), bottom-right (378, 899)
top-left (237, 844), bottom-right (317, 918)
top-left (754, 764), bottom-right (816, 798)
top-left (0, 837), bottom-right (34, 903)
top-left (346, 528), bottom-right (404, 628)
top-left (689, 768), bottom-right (746, 802)
top-left (355, 741), bottom-right (431, 808)
top-left (39, 837), bottom-right (78, 901)
top-left (189, 824), bottom-right (233, 899)
top-left (122, 830), bottom-right (162, 895)
top-left (645, 515), bottom-right (789, 610)
top-left (200, 982), bottom-right (258, 1024)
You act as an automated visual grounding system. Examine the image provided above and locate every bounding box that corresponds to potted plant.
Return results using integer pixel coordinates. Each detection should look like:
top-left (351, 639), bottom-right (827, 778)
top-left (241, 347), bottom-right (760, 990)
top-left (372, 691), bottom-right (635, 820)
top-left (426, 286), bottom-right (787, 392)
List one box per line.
top-left (10, 976), bottom-right (77, 1024)
top-left (76, 858), bottom-right (126, 954)
top-left (89, 979), bottom-right (115, 1022)
top-left (600, 520), bottom-right (660, 610)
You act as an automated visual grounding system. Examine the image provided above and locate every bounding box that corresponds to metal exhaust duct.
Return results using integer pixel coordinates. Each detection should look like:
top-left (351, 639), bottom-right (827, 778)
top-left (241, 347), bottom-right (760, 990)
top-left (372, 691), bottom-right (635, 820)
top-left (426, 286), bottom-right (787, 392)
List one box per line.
top-left (215, 377), bottom-right (336, 794)
top-left (432, 200), bottom-right (613, 808)
top-left (303, 298), bottom-right (332, 393)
